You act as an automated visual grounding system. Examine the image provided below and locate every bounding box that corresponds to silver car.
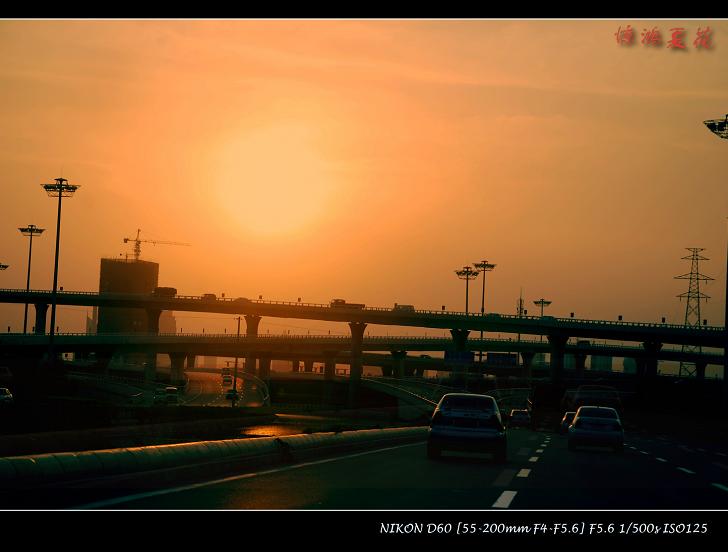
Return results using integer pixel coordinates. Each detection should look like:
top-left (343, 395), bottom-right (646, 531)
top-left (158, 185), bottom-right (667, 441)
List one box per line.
top-left (568, 406), bottom-right (624, 452)
top-left (427, 393), bottom-right (507, 463)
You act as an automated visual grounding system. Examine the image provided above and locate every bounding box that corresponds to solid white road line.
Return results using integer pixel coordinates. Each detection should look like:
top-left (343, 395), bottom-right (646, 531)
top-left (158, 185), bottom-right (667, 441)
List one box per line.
top-left (492, 490), bottom-right (517, 509)
top-left (516, 469), bottom-right (531, 478)
top-left (677, 467), bottom-right (696, 474)
top-left (76, 441), bottom-right (424, 510)
top-left (529, 456), bottom-right (539, 463)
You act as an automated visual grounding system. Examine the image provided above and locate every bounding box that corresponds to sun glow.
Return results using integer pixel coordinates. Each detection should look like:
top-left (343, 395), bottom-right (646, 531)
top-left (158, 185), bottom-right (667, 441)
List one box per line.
top-left (214, 124), bottom-right (335, 237)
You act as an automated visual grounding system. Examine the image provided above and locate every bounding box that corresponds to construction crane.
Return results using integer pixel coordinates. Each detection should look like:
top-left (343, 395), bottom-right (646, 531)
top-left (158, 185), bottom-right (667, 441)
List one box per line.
top-left (123, 229), bottom-right (190, 261)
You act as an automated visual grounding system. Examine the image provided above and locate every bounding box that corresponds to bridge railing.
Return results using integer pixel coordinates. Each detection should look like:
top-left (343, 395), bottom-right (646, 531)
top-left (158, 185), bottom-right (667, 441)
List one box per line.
top-left (0, 288), bottom-right (724, 332)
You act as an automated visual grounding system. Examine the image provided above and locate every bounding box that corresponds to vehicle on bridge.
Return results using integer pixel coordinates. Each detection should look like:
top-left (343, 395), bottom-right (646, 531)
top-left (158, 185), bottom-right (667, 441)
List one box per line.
top-left (393, 303), bottom-right (415, 312)
top-left (330, 298), bottom-right (366, 309)
top-left (153, 287), bottom-right (177, 297)
top-left (568, 406), bottom-right (624, 452)
top-left (201, 293), bottom-right (217, 301)
top-left (427, 393), bottom-right (507, 463)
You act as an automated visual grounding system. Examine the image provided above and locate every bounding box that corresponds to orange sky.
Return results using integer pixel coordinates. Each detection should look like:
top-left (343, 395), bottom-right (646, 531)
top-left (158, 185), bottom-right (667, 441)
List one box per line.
top-left (0, 19), bottom-right (726, 336)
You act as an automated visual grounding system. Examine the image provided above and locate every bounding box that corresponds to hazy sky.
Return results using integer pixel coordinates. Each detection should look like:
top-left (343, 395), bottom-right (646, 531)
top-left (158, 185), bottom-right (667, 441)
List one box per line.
top-left (0, 19), bottom-right (726, 336)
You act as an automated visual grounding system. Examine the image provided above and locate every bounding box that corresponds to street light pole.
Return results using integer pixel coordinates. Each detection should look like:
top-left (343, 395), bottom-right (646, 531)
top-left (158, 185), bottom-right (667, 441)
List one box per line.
top-left (19, 225), bottom-right (45, 334)
top-left (474, 260), bottom-right (496, 364)
top-left (41, 178), bottom-right (80, 365)
top-left (455, 265), bottom-right (479, 390)
top-left (455, 265), bottom-right (480, 315)
top-left (533, 298), bottom-right (552, 343)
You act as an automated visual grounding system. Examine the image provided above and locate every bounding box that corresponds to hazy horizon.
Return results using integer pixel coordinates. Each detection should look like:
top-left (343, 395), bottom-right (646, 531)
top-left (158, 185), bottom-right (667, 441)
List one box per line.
top-left (1, 19), bottom-right (726, 338)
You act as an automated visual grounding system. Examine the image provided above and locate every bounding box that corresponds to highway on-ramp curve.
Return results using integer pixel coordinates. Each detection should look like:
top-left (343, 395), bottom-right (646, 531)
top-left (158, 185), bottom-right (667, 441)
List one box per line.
top-left (75, 427), bottom-right (728, 510)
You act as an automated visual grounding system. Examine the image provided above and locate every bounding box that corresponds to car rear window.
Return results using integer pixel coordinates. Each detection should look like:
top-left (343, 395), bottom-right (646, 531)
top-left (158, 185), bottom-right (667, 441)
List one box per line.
top-left (441, 395), bottom-right (495, 411)
top-left (578, 407), bottom-right (617, 419)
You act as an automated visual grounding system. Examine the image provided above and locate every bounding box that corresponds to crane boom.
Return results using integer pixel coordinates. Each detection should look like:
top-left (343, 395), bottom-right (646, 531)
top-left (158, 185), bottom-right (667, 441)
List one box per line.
top-left (123, 229), bottom-right (190, 261)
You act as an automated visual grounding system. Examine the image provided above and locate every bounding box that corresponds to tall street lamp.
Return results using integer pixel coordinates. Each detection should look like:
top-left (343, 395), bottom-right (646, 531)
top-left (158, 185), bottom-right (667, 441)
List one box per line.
top-left (474, 260), bottom-right (496, 364)
top-left (533, 298), bottom-right (552, 343)
top-left (455, 265), bottom-right (480, 315)
top-left (41, 177), bottom-right (80, 363)
top-left (19, 225), bottom-right (45, 334)
top-left (703, 114), bottom-right (728, 413)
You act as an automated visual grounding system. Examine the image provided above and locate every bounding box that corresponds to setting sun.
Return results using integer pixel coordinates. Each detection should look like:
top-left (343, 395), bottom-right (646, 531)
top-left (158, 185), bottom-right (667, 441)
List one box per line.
top-left (214, 123), bottom-right (335, 237)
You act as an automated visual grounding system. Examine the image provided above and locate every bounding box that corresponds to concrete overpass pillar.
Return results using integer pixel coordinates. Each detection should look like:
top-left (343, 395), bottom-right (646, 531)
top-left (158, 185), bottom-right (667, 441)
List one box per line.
top-left (695, 361), bottom-right (707, 382)
top-left (520, 351), bottom-right (535, 378)
top-left (391, 350), bottom-right (407, 379)
top-left (292, 359), bottom-right (300, 373)
top-left (450, 329), bottom-right (470, 351)
top-left (574, 353), bottom-right (587, 379)
top-left (145, 308), bottom-right (162, 335)
top-left (347, 322), bottom-right (367, 407)
top-left (34, 303), bottom-right (48, 335)
top-left (258, 354), bottom-right (272, 381)
top-left (96, 351), bottom-right (112, 376)
top-left (144, 354), bottom-right (156, 383)
top-left (547, 335), bottom-right (568, 384)
top-left (304, 359), bottom-right (314, 373)
top-left (244, 315), bottom-right (261, 376)
top-left (642, 341), bottom-right (662, 379)
top-left (450, 329), bottom-right (470, 381)
top-left (348, 322), bottom-right (367, 382)
top-left (169, 352), bottom-right (186, 385)
top-left (186, 354), bottom-right (196, 369)
top-left (324, 352), bottom-right (337, 380)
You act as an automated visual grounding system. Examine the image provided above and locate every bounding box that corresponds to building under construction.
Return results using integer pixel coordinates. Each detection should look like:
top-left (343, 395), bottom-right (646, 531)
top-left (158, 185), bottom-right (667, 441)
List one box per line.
top-left (96, 258), bottom-right (159, 334)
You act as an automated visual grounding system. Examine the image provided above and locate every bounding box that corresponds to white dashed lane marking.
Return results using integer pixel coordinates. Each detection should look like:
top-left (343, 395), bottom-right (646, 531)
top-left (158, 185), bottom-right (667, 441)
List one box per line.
top-left (492, 490), bottom-right (517, 509)
top-left (529, 456), bottom-right (540, 463)
top-left (677, 467), bottom-right (696, 475)
top-left (536, 449), bottom-right (544, 453)
top-left (656, 457), bottom-right (667, 462)
top-left (516, 469), bottom-right (531, 478)
top-left (493, 469), bottom-right (518, 487)
top-left (712, 483), bottom-right (728, 493)
top-left (640, 451), bottom-right (649, 455)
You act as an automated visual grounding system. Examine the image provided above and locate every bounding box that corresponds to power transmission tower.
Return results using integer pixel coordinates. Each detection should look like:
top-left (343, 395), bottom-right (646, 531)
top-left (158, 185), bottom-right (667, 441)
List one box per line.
top-left (674, 248), bottom-right (713, 377)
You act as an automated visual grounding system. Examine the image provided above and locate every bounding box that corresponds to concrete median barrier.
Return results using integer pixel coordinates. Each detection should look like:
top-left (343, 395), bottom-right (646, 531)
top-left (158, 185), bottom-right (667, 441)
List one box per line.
top-left (0, 426), bottom-right (428, 489)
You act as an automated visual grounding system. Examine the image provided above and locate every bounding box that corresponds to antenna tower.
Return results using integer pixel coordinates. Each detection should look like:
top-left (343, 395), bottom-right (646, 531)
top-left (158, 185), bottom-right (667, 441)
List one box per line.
top-left (674, 248), bottom-right (713, 377)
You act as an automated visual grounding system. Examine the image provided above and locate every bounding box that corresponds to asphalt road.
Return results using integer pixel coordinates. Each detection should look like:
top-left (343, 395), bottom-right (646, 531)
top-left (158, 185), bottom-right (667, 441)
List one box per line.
top-left (72, 425), bottom-right (728, 510)
top-left (181, 371), bottom-right (263, 407)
